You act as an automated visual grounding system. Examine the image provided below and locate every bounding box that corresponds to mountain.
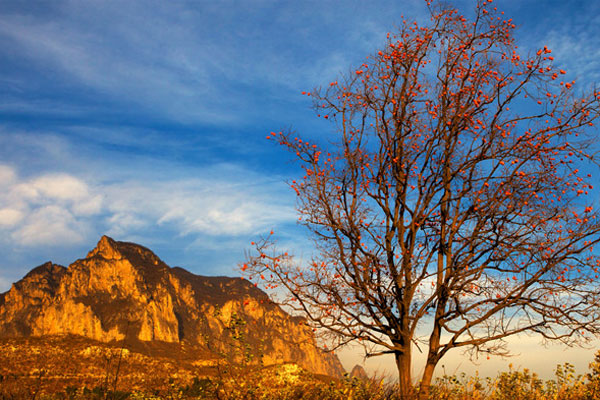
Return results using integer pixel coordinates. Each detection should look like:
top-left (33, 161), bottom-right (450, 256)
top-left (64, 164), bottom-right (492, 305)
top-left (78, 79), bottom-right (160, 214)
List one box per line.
top-left (0, 236), bottom-right (344, 381)
top-left (349, 364), bottom-right (369, 380)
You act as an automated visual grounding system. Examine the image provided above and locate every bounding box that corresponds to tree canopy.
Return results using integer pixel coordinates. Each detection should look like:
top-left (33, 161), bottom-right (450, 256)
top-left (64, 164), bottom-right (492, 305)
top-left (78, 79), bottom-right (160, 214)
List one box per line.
top-left (244, 1), bottom-right (600, 398)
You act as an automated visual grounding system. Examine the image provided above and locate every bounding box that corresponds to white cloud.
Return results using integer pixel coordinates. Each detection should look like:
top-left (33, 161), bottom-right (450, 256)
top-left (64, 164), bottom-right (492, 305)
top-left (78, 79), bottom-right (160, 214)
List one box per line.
top-left (28, 174), bottom-right (91, 201)
top-left (6, 173), bottom-right (103, 217)
top-left (523, 12), bottom-right (600, 86)
top-left (0, 208), bottom-right (23, 227)
top-left (156, 186), bottom-right (293, 236)
top-left (0, 3), bottom-right (251, 124)
top-left (105, 174), bottom-right (295, 238)
top-left (0, 163), bottom-right (295, 247)
top-left (0, 1), bottom-right (426, 125)
top-left (545, 31), bottom-right (600, 84)
top-left (11, 205), bottom-right (87, 246)
top-left (0, 168), bottom-right (102, 246)
top-left (0, 165), bottom-right (16, 186)
top-left (72, 195), bottom-right (103, 216)
top-left (106, 212), bottom-right (147, 237)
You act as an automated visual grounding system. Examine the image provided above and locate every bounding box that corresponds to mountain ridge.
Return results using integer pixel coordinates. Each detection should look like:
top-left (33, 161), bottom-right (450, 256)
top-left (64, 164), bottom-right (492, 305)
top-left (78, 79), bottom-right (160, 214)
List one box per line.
top-left (0, 235), bottom-right (344, 378)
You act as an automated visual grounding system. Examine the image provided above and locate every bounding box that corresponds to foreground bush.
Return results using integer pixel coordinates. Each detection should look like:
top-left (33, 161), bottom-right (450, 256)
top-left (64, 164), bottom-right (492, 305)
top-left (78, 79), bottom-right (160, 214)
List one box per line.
top-left (3, 353), bottom-right (600, 399)
top-left (428, 353), bottom-right (600, 400)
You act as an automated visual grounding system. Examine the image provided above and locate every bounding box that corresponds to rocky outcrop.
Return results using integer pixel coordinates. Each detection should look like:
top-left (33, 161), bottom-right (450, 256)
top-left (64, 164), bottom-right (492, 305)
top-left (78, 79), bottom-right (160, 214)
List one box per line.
top-left (349, 364), bottom-right (369, 380)
top-left (0, 236), bottom-right (344, 377)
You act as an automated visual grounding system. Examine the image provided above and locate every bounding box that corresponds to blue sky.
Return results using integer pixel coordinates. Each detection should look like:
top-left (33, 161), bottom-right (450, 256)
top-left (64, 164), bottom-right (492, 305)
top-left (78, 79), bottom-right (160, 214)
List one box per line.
top-left (1, 0), bottom-right (600, 379)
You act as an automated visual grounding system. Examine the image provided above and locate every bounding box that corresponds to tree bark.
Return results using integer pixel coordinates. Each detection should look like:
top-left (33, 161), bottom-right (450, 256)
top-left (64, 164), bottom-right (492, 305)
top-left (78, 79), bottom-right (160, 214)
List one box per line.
top-left (418, 318), bottom-right (442, 399)
top-left (419, 359), bottom-right (437, 400)
top-left (395, 347), bottom-right (414, 399)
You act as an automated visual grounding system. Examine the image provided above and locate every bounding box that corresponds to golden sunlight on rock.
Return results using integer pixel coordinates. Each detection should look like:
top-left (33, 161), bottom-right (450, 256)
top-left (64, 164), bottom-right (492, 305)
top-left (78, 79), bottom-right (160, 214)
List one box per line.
top-left (0, 235), bottom-right (344, 388)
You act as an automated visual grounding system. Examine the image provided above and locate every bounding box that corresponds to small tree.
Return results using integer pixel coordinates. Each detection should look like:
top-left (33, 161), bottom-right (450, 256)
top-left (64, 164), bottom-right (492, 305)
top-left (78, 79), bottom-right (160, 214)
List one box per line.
top-left (244, 1), bottom-right (600, 398)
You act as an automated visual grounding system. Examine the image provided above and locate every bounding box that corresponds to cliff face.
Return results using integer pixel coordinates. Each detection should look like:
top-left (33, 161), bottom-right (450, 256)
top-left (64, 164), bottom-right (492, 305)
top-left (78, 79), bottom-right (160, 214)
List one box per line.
top-left (0, 236), bottom-right (344, 377)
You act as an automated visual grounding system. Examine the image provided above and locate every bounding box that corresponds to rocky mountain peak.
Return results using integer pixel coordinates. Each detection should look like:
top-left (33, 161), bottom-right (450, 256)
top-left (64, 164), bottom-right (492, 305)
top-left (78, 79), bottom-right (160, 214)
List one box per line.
top-left (0, 236), bottom-right (345, 378)
top-left (349, 364), bottom-right (368, 380)
top-left (86, 235), bottom-right (164, 269)
top-left (86, 235), bottom-right (122, 260)
top-left (22, 261), bottom-right (67, 282)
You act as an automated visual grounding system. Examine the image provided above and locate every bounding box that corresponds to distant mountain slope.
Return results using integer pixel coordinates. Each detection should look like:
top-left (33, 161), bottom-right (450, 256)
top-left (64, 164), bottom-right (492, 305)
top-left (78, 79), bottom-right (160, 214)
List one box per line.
top-left (0, 236), bottom-right (344, 378)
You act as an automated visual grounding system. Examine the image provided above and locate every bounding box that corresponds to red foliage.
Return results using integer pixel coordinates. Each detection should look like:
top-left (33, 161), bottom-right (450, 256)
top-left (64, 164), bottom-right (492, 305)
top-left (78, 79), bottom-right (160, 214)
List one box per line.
top-left (243, 1), bottom-right (600, 398)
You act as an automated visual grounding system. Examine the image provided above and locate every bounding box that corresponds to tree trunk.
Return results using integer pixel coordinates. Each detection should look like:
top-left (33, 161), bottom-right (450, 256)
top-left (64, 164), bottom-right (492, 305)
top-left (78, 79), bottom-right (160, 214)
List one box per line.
top-left (418, 359), bottom-right (437, 400)
top-left (395, 347), bottom-right (414, 399)
top-left (419, 298), bottom-right (443, 399)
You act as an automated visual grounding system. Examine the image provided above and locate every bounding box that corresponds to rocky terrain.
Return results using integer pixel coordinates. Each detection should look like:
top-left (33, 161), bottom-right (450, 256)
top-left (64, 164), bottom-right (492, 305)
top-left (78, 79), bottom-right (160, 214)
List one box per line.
top-left (0, 236), bottom-right (344, 393)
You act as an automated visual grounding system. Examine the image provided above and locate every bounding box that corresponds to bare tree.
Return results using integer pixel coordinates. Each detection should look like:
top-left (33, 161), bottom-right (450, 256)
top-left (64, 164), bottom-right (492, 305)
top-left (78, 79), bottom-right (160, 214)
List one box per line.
top-left (244, 1), bottom-right (600, 398)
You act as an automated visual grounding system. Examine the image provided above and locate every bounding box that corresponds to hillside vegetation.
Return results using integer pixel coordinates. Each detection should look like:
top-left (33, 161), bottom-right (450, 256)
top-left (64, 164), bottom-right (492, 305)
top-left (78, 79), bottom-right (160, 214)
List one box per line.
top-left (2, 348), bottom-right (600, 400)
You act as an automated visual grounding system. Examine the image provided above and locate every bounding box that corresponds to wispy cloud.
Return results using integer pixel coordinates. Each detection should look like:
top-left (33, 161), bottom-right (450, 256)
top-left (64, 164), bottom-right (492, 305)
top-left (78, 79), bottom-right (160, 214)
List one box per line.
top-left (0, 8), bottom-right (226, 124)
top-left (12, 205), bottom-right (91, 247)
top-left (511, 2), bottom-right (600, 87)
top-left (543, 23), bottom-right (600, 85)
top-left (103, 172), bottom-right (295, 238)
top-left (0, 166), bottom-right (101, 246)
top-left (0, 162), bottom-right (295, 248)
top-left (0, 0), bottom-right (426, 127)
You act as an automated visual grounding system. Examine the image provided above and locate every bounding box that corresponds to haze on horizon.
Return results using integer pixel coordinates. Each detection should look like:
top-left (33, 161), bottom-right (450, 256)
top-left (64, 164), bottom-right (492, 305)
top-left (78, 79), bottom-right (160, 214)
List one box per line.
top-left (1, 0), bottom-right (600, 380)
